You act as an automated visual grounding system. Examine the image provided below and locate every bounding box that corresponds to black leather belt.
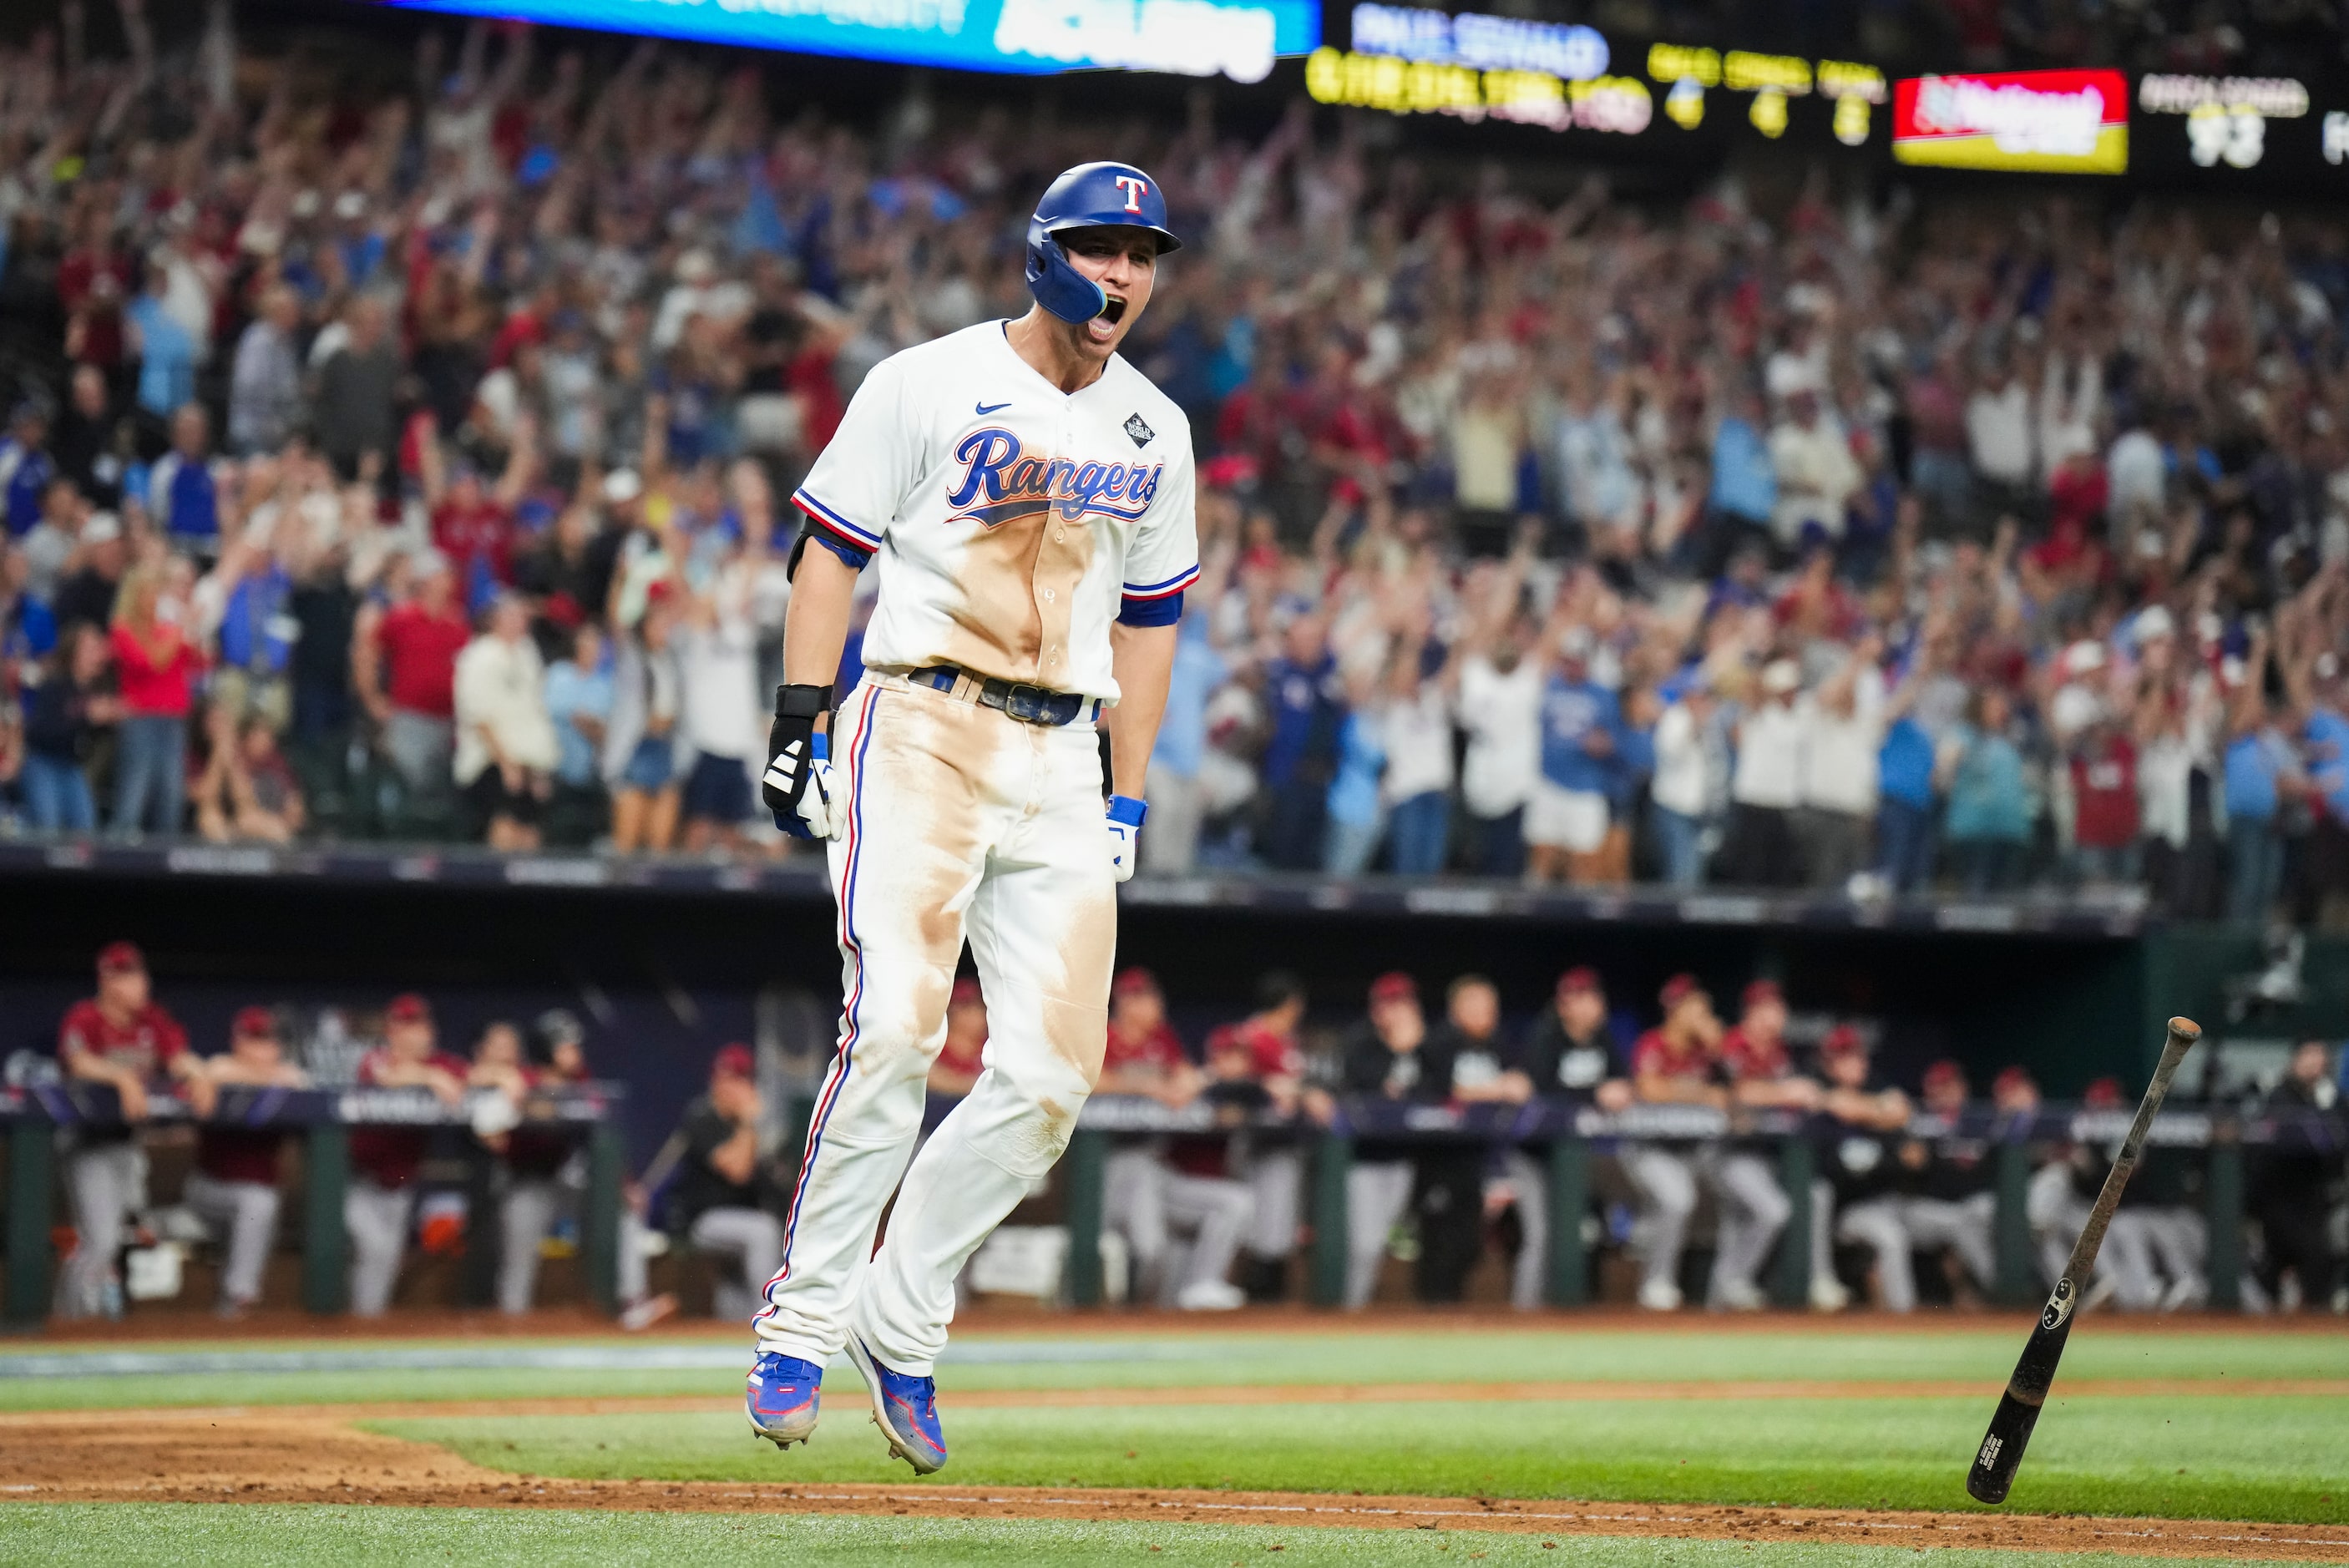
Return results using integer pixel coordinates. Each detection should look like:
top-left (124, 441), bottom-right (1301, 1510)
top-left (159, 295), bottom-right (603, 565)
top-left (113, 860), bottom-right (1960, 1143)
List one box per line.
top-left (909, 665), bottom-right (1102, 726)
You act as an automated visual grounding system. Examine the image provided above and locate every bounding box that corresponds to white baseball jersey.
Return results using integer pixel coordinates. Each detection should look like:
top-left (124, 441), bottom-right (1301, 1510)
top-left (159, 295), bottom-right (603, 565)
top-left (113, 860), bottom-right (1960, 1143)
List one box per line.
top-left (789, 321), bottom-right (1198, 704)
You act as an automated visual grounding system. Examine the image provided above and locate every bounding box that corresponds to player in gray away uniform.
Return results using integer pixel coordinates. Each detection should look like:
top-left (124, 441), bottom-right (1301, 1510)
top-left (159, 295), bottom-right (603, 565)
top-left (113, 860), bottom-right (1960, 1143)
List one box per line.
top-left (1496, 968), bottom-right (1633, 1310)
top-left (1892, 1060), bottom-right (1997, 1302)
top-left (1714, 980), bottom-right (1820, 1311)
top-left (345, 994), bottom-right (468, 1316)
top-left (1808, 1027), bottom-right (1917, 1309)
top-left (1096, 968), bottom-right (1253, 1310)
top-left (183, 1006), bottom-right (308, 1316)
top-left (56, 942), bottom-right (211, 1319)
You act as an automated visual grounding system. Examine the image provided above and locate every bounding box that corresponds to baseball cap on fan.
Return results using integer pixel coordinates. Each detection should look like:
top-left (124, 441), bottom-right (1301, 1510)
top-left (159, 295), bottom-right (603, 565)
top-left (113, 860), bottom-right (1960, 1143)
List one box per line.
top-left (96, 940), bottom-right (145, 975)
top-left (232, 1005), bottom-right (278, 1040)
top-left (1557, 966), bottom-right (1602, 998)
top-left (1111, 968), bottom-right (1160, 999)
top-left (1658, 973), bottom-right (1706, 1011)
top-left (385, 992), bottom-right (432, 1025)
top-left (711, 1043), bottom-right (754, 1081)
top-left (1368, 971), bottom-right (1417, 1006)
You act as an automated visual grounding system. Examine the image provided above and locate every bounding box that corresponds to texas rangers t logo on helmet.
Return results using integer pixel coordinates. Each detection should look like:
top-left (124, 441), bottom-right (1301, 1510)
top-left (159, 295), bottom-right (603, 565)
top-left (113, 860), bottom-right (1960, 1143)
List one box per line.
top-left (1024, 161), bottom-right (1183, 326)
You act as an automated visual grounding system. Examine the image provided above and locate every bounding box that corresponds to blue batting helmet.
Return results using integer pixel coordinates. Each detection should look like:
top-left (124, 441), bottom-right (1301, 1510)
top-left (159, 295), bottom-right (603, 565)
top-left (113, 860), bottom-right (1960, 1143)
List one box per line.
top-left (1025, 162), bottom-right (1182, 326)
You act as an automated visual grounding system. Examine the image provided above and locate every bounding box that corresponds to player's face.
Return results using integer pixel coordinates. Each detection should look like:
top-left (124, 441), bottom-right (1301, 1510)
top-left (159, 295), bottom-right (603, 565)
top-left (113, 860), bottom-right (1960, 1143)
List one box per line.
top-left (101, 968), bottom-right (149, 1013)
top-left (1450, 984), bottom-right (1498, 1039)
top-left (1058, 227), bottom-right (1159, 356)
top-left (476, 1024), bottom-right (521, 1070)
top-left (387, 1018), bottom-right (433, 1060)
top-left (1113, 990), bottom-right (1165, 1034)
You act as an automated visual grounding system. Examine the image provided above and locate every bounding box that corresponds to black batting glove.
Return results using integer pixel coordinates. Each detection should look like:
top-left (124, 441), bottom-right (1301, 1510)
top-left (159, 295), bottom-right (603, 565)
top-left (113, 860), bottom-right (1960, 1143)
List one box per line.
top-left (761, 683), bottom-right (834, 840)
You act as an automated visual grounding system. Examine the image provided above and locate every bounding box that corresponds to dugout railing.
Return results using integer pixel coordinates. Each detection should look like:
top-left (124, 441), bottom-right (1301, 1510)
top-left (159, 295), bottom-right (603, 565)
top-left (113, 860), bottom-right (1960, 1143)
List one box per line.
top-left (1049, 1095), bottom-right (2346, 1313)
top-left (4, 1087), bottom-right (2338, 1325)
top-left (1, 1081), bottom-right (628, 1327)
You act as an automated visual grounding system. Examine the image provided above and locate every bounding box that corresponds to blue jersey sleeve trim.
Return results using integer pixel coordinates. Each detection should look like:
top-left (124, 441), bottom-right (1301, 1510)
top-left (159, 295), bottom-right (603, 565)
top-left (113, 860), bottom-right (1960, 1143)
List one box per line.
top-left (1116, 589), bottom-right (1184, 627)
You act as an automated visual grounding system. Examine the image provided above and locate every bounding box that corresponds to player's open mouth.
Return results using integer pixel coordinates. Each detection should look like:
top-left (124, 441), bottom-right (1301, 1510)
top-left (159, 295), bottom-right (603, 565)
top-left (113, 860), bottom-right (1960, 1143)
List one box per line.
top-left (1087, 296), bottom-right (1126, 342)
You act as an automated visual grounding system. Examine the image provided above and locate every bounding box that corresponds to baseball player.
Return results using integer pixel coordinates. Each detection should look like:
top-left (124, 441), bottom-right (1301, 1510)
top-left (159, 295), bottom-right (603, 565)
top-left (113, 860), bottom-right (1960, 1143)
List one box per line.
top-left (1496, 968), bottom-right (1633, 1309)
top-left (1715, 980), bottom-right (1818, 1309)
top-left (55, 942), bottom-right (209, 1318)
top-left (1203, 972), bottom-right (1314, 1301)
top-left (1806, 1026), bottom-right (1916, 1308)
top-left (346, 994), bottom-right (468, 1316)
top-left (1097, 968), bottom-right (1253, 1311)
top-left (1621, 974), bottom-right (1726, 1313)
top-left (184, 1006), bottom-right (308, 1318)
top-left (744, 161), bottom-right (1195, 1474)
top-left (1892, 1060), bottom-right (1997, 1303)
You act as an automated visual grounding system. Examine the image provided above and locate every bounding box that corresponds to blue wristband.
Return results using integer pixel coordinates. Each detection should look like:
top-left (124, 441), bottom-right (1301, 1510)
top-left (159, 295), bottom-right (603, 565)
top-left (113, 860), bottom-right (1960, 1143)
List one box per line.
top-left (1106, 794), bottom-right (1147, 827)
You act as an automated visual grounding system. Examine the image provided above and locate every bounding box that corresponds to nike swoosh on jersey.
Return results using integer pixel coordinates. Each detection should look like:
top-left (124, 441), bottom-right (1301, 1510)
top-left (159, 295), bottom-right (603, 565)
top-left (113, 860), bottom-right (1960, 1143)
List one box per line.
top-left (975, 400), bottom-right (1012, 415)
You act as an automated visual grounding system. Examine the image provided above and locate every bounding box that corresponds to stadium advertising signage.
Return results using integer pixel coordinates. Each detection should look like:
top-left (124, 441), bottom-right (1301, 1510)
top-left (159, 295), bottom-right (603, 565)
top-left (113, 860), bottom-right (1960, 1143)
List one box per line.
top-left (377, 0), bottom-right (1319, 83)
top-left (1890, 68), bottom-right (2129, 174)
top-left (1305, 4), bottom-right (1884, 144)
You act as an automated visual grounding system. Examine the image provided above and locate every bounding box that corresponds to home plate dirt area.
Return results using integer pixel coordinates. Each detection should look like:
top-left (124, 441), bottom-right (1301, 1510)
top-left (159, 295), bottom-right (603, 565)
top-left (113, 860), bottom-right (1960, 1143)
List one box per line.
top-left (5, 1400), bottom-right (2348, 1560)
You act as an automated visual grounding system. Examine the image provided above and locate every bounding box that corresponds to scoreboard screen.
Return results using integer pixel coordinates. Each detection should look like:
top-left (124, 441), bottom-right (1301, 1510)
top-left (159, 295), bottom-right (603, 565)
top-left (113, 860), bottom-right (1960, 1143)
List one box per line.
top-left (372, 0), bottom-right (1319, 83)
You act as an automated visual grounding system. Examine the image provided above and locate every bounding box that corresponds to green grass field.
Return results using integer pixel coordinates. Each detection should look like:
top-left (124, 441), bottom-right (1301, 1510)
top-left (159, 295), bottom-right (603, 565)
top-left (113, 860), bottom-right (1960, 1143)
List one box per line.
top-left (0, 1504), bottom-right (2321, 1567)
top-left (3, 1323), bottom-right (2344, 1565)
top-left (8, 1324), bottom-right (2341, 1409)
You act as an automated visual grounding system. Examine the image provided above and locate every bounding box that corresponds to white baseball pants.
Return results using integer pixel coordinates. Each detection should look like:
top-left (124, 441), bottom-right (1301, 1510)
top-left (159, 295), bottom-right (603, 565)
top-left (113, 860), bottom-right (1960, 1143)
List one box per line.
top-left (1899, 1193), bottom-right (1997, 1294)
top-left (183, 1172), bottom-right (281, 1308)
top-left (497, 1178), bottom-right (563, 1316)
top-left (1810, 1185), bottom-right (1916, 1310)
top-left (346, 1179), bottom-right (413, 1317)
top-left (1102, 1146), bottom-right (1253, 1304)
top-left (1242, 1143), bottom-right (1304, 1264)
top-left (1344, 1160), bottom-right (1415, 1308)
top-left (1494, 1149), bottom-right (1550, 1311)
top-left (1707, 1151), bottom-right (1791, 1305)
top-left (58, 1141), bottom-right (144, 1319)
top-left (754, 675), bottom-right (1115, 1376)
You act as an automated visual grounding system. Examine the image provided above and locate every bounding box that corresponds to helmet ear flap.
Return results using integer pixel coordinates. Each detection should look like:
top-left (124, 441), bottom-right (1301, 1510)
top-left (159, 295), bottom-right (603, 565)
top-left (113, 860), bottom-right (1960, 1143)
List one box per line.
top-left (1025, 225), bottom-right (1109, 326)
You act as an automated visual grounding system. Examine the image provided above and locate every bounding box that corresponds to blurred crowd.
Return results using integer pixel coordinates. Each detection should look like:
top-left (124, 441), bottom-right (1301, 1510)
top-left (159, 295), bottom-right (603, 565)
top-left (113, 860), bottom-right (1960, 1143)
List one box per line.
top-left (51, 938), bottom-right (2344, 1322)
top-left (11, 14), bottom-right (2349, 920)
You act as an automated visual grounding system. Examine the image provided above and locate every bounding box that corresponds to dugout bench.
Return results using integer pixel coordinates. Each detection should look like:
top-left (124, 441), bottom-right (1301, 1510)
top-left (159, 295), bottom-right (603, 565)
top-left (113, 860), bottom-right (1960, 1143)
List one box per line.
top-left (3, 1080), bottom-right (627, 1328)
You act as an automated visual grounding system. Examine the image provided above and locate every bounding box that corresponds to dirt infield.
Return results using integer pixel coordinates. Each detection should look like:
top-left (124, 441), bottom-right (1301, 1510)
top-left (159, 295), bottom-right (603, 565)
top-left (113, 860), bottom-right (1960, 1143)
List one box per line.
top-left (3, 1407), bottom-right (2346, 1560)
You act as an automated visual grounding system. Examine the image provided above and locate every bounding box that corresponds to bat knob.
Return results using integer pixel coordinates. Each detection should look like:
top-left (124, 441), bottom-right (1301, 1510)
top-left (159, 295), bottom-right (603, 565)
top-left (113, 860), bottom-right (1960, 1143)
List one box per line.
top-left (2165, 1017), bottom-right (2202, 1042)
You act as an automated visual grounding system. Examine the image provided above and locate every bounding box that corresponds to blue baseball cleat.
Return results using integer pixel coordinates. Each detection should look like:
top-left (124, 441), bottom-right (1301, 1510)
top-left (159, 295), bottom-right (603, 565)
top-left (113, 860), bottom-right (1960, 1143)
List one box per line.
top-left (845, 1334), bottom-right (947, 1474)
top-left (745, 1350), bottom-right (824, 1449)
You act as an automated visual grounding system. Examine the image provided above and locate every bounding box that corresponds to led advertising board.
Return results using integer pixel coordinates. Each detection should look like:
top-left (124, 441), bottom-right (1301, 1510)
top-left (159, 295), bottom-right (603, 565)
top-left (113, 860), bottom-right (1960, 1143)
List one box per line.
top-left (377, 0), bottom-right (1319, 83)
top-left (1307, 4), bottom-right (1883, 145)
top-left (1891, 68), bottom-right (2129, 173)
